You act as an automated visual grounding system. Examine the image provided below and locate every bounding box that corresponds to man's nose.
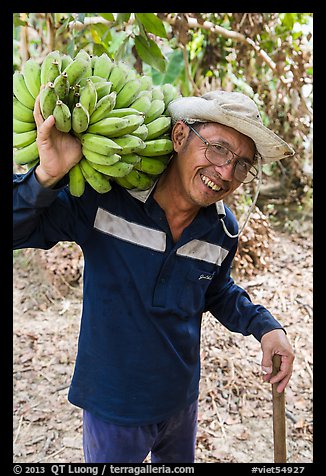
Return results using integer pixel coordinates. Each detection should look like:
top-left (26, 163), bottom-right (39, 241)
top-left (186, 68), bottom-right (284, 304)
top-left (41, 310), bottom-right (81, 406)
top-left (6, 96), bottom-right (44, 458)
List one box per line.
top-left (213, 162), bottom-right (234, 182)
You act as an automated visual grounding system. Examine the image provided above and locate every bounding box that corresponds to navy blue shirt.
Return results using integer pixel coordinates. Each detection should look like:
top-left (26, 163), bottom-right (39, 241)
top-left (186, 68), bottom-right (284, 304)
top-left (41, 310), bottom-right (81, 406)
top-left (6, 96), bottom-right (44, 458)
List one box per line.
top-left (13, 167), bottom-right (284, 426)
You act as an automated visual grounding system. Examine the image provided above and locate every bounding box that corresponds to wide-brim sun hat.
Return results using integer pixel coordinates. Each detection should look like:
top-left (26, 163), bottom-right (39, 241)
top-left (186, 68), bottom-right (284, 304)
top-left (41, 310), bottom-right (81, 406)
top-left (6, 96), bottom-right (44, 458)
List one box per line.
top-left (167, 90), bottom-right (295, 163)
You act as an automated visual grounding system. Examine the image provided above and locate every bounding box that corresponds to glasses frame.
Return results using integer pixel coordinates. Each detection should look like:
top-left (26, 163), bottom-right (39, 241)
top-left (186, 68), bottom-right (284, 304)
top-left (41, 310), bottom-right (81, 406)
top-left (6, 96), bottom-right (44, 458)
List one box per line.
top-left (185, 122), bottom-right (258, 184)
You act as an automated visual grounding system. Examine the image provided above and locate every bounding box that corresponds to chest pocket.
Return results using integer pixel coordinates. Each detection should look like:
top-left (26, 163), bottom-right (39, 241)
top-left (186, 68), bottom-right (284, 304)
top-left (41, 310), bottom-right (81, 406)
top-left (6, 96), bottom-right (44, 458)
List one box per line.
top-left (177, 268), bottom-right (216, 318)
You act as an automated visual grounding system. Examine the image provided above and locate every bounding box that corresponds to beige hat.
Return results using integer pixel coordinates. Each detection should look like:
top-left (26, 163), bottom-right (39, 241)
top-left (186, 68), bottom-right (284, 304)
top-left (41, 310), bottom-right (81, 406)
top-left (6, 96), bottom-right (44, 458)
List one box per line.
top-left (167, 90), bottom-right (295, 163)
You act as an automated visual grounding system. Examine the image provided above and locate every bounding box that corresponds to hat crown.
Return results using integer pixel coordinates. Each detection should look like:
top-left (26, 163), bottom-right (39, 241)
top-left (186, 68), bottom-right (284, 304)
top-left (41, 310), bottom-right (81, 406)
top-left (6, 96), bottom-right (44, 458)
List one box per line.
top-left (202, 91), bottom-right (263, 124)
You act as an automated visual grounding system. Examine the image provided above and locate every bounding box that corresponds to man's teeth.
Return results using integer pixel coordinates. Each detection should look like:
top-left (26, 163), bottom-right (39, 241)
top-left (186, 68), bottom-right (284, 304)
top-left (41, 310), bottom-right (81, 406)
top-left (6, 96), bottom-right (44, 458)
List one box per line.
top-left (201, 174), bottom-right (221, 192)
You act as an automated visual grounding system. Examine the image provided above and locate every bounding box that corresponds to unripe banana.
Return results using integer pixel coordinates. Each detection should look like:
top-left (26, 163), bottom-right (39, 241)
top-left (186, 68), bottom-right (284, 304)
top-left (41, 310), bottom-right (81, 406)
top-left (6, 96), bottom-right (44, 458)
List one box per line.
top-left (82, 146), bottom-right (121, 166)
top-left (72, 102), bottom-right (90, 133)
top-left (141, 138), bottom-right (174, 157)
top-left (162, 83), bottom-right (179, 108)
top-left (13, 130), bottom-right (37, 148)
top-left (79, 79), bottom-right (97, 115)
top-left (78, 75), bottom-right (105, 87)
top-left (94, 81), bottom-right (113, 101)
top-left (13, 140), bottom-right (39, 165)
top-left (120, 153), bottom-right (142, 165)
top-left (40, 50), bottom-right (62, 85)
top-left (145, 116), bottom-right (172, 141)
top-left (89, 92), bottom-right (117, 124)
top-left (13, 118), bottom-right (36, 133)
top-left (53, 99), bottom-right (72, 133)
top-left (108, 63), bottom-right (127, 93)
top-left (139, 75), bottom-right (153, 91)
top-left (62, 56), bottom-right (90, 86)
top-left (44, 60), bottom-right (61, 85)
top-left (40, 82), bottom-right (57, 119)
top-left (144, 99), bottom-right (165, 124)
top-left (75, 49), bottom-right (92, 63)
top-left (79, 157), bottom-right (112, 194)
top-left (113, 175), bottom-right (135, 189)
top-left (105, 107), bottom-right (144, 118)
top-left (13, 95), bottom-right (35, 123)
top-left (22, 58), bottom-right (41, 99)
top-left (130, 93), bottom-right (152, 115)
top-left (69, 162), bottom-right (85, 197)
top-left (128, 123), bottom-right (148, 141)
top-left (115, 78), bottom-right (142, 109)
top-left (87, 117), bottom-right (130, 137)
top-left (151, 86), bottom-right (164, 101)
top-left (60, 54), bottom-right (73, 71)
top-left (110, 114), bottom-right (145, 138)
top-left (53, 71), bottom-right (70, 102)
top-left (93, 53), bottom-right (113, 79)
top-left (26, 158), bottom-right (40, 170)
top-left (134, 156), bottom-right (168, 175)
top-left (112, 134), bottom-right (146, 155)
top-left (13, 71), bottom-right (35, 110)
top-left (81, 133), bottom-right (123, 156)
top-left (123, 169), bottom-right (154, 190)
top-left (87, 160), bottom-right (133, 178)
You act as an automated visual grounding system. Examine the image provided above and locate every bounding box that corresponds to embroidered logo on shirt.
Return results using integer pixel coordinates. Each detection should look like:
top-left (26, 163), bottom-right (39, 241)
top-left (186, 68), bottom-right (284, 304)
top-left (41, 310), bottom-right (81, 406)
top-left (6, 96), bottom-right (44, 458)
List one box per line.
top-left (199, 274), bottom-right (214, 281)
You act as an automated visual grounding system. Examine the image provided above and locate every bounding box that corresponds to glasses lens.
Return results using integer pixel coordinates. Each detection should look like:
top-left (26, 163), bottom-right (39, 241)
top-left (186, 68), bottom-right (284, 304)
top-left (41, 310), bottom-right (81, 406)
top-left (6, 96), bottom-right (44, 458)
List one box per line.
top-left (205, 144), bottom-right (233, 165)
top-left (235, 162), bottom-right (257, 183)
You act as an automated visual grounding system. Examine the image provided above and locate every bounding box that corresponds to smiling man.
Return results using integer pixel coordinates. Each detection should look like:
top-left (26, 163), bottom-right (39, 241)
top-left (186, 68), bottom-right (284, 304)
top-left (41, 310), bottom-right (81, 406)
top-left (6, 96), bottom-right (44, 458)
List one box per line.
top-left (13, 89), bottom-right (295, 463)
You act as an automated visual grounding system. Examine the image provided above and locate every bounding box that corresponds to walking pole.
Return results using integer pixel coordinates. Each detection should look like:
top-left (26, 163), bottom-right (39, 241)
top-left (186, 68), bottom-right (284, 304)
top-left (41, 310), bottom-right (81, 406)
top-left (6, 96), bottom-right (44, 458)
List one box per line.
top-left (272, 354), bottom-right (287, 463)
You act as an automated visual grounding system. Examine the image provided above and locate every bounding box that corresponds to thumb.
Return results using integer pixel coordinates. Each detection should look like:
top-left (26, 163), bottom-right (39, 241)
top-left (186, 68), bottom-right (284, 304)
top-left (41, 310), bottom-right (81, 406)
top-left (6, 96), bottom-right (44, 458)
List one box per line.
top-left (261, 353), bottom-right (273, 374)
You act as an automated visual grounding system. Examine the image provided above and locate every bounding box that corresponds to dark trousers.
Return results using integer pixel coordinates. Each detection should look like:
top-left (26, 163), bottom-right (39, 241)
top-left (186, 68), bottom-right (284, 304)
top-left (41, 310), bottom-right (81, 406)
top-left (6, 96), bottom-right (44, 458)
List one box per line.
top-left (83, 399), bottom-right (198, 463)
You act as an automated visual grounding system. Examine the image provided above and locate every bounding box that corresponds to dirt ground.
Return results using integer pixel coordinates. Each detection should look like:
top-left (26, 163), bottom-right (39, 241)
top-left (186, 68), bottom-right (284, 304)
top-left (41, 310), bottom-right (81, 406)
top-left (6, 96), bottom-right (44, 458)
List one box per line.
top-left (13, 228), bottom-right (313, 464)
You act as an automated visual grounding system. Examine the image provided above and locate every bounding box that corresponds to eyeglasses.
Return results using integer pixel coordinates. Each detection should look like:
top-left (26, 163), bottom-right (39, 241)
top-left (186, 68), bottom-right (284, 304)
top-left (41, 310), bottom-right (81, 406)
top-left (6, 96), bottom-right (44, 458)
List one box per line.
top-left (185, 122), bottom-right (258, 184)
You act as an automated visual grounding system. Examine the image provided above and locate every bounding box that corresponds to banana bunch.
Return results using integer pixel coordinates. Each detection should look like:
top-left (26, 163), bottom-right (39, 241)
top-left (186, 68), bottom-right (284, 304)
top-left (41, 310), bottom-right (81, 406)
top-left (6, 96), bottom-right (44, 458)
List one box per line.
top-left (13, 49), bottom-right (181, 196)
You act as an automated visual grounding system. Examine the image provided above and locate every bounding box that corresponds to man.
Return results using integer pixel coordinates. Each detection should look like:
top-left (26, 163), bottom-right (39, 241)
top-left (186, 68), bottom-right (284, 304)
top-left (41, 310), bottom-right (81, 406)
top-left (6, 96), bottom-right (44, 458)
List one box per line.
top-left (13, 89), bottom-right (295, 463)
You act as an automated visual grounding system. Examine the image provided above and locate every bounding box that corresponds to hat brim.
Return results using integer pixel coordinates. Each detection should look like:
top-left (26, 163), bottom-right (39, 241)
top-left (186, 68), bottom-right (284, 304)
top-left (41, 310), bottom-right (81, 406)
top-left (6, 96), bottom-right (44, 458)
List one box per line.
top-left (168, 97), bottom-right (295, 163)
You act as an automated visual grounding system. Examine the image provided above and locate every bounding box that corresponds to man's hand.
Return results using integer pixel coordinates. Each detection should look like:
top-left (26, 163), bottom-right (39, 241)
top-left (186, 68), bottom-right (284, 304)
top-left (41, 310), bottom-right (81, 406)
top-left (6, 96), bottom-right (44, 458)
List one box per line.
top-left (260, 329), bottom-right (295, 393)
top-left (33, 92), bottom-right (83, 187)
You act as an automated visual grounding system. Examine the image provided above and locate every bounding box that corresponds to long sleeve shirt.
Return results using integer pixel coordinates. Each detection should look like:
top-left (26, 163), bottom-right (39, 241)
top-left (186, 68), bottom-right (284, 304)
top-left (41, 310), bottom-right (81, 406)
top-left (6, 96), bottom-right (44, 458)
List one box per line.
top-left (13, 167), bottom-right (284, 426)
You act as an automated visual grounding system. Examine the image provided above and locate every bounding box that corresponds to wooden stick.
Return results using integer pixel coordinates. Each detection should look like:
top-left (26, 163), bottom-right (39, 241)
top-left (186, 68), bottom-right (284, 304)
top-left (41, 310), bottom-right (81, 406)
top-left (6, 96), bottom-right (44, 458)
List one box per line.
top-left (272, 354), bottom-right (287, 463)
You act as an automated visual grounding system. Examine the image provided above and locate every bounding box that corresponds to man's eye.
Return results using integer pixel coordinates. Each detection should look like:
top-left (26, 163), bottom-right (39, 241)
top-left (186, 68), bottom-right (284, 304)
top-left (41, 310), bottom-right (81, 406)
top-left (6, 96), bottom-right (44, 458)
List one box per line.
top-left (212, 144), bottom-right (228, 156)
top-left (237, 160), bottom-right (250, 170)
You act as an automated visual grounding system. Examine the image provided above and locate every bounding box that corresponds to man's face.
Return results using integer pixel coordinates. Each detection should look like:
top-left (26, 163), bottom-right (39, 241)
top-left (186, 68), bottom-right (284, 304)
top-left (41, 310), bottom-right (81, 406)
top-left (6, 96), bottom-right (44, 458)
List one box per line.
top-left (171, 121), bottom-right (256, 208)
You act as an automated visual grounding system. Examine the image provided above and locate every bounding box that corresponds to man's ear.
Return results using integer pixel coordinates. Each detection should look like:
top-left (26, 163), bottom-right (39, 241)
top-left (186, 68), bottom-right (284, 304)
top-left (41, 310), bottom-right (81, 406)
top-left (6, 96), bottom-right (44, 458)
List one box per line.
top-left (171, 120), bottom-right (190, 152)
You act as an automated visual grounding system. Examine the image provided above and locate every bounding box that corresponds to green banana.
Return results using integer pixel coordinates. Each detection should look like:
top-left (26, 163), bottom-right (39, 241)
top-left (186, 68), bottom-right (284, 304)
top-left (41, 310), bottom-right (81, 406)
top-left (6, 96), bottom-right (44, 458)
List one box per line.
top-left (89, 92), bottom-right (117, 124)
top-left (120, 153), bottom-right (142, 165)
top-left (13, 95), bottom-right (35, 123)
top-left (81, 133), bottom-right (123, 156)
top-left (113, 175), bottom-right (135, 189)
top-left (130, 91), bottom-right (152, 115)
top-left (78, 75), bottom-right (105, 87)
top-left (151, 86), bottom-right (164, 101)
top-left (87, 117), bottom-right (130, 137)
top-left (72, 102), bottom-right (90, 133)
top-left (53, 99), bottom-right (72, 133)
top-left (13, 130), bottom-right (37, 148)
top-left (69, 162), bottom-right (85, 197)
top-left (112, 134), bottom-right (146, 155)
top-left (115, 78), bottom-right (142, 109)
top-left (162, 83), bottom-right (179, 108)
top-left (13, 140), bottom-right (39, 165)
top-left (22, 58), bottom-right (41, 99)
top-left (108, 63), bottom-right (127, 93)
top-left (13, 118), bottom-right (37, 133)
top-left (144, 99), bottom-right (165, 124)
top-left (123, 169), bottom-right (154, 190)
top-left (60, 54), bottom-right (73, 71)
top-left (13, 71), bottom-right (35, 110)
top-left (139, 75), bottom-right (153, 91)
top-left (109, 114), bottom-right (145, 138)
top-left (53, 71), bottom-right (70, 102)
top-left (75, 49), bottom-right (92, 63)
top-left (79, 157), bottom-right (112, 194)
top-left (82, 146), bottom-right (121, 166)
top-left (39, 82), bottom-right (58, 119)
top-left (87, 160), bottom-right (133, 178)
top-left (105, 107), bottom-right (144, 118)
top-left (141, 138), bottom-right (174, 157)
top-left (44, 60), bottom-right (61, 85)
top-left (131, 124), bottom-right (148, 140)
top-left (26, 158), bottom-right (40, 170)
top-left (94, 81), bottom-right (113, 101)
top-left (62, 56), bottom-right (90, 86)
top-left (93, 53), bottom-right (113, 79)
top-left (145, 116), bottom-right (172, 141)
top-left (79, 79), bottom-right (97, 116)
top-left (40, 51), bottom-right (62, 85)
top-left (134, 156), bottom-right (168, 175)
